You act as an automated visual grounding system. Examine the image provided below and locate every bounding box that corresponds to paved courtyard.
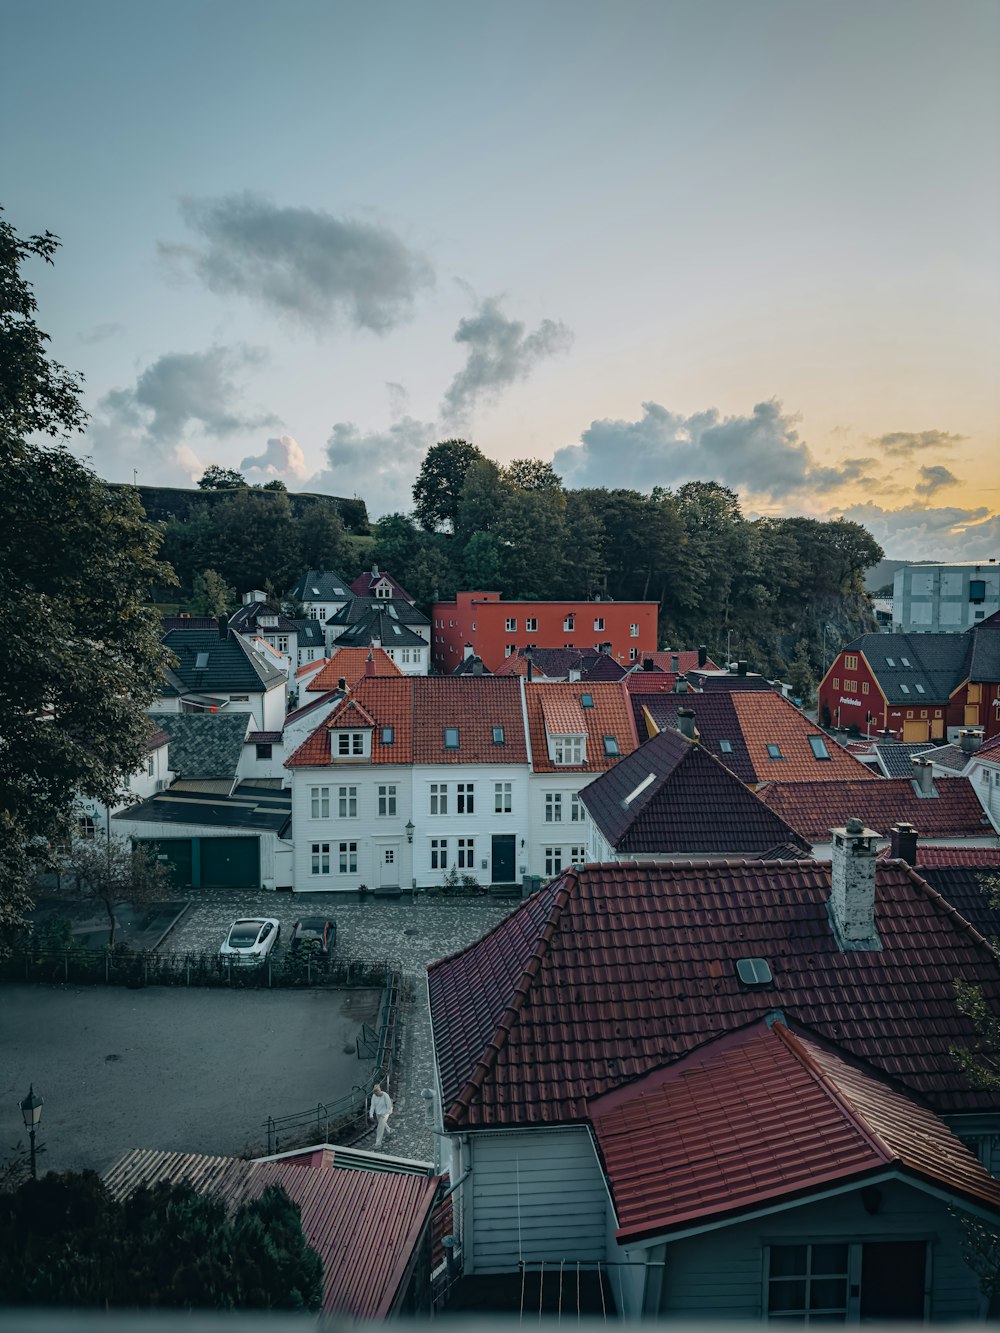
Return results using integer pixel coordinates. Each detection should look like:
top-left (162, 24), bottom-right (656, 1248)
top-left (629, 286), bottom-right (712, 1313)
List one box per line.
top-left (24, 890), bottom-right (518, 1167)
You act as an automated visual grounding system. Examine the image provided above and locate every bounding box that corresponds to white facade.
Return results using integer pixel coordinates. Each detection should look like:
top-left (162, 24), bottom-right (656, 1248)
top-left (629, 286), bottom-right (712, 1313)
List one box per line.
top-left (893, 562), bottom-right (1000, 632)
top-left (380, 641), bottom-right (429, 675)
top-left (527, 773), bottom-right (591, 880)
top-left (968, 751), bottom-right (1000, 824)
top-left (76, 740), bottom-right (172, 839)
top-left (113, 816), bottom-right (293, 890)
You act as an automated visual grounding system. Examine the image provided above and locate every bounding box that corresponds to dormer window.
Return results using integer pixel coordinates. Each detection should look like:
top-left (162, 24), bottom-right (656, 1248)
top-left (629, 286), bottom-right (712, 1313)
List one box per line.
top-left (333, 730), bottom-right (370, 759)
top-left (375, 581), bottom-right (391, 598)
top-left (550, 734), bottom-right (585, 765)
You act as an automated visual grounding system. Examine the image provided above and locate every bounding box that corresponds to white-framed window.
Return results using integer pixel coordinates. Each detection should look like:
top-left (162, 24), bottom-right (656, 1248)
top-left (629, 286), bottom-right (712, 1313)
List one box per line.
top-left (594, 617), bottom-right (605, 631)
top-left (505, 617), bottom-right (517, 632)
top-left (629, 623), bottom-right (639, 637)
top-left (431, 838), bottom-right (448, 870)
top-left (78, 815), bottom-right (96, 840)
top-left (760, 1241), bottom-right (931, 1322)
top-left (457, 837), bottom-right (475, 869)
top-left (146, 754), bottom-right (155, 776)
top-left (335, 730), bottom-right (367, 756)
top-left (338, 841), bottom-right (358, 874)
top-left (563, 614), bottom-right (575, 631)
top-left (629, 647), bottom-right (638, 661)
top-left (570, 794), bottom-right (585, 823)
top-left (545, 792), bottom-right (563, 822)
top-left (337, 785), bottom-right (357, 817)
top-left (570, 846), bottom-right (586, 865)
top-left (545, 846), bottom-right (563, 876)
top-left (276, 635), bottom-right (289, 653)
top-left (551, 734), bottom-right (585, 765)
top-left (311, 842), bottom-right (330, 875)
top-left (457, 782), bottom-right (475, 814)
top-left (495, 781), bottom-right (512, 813)
top-left (376, 582), bottom-right (391, 598)
top-left (430, 783), bottom-right (448, 815)
top-left (229, 695), bottom-right (250, 703)
top-left (525, 617), bottom-right (537, 632)
top-left (378, 784), bottom-right (397, 817)
top-left (505, 644), bottom-right (516, 657)
top-left (310, 786), bottom-right (330, 819)
top-left (309, 607), bottom-right (319, 619)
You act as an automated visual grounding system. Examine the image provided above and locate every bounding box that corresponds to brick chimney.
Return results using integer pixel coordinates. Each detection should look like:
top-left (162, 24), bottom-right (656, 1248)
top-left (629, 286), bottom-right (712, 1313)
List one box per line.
top-left (217, 615), bottom-right (229, 640)
top-left (889, 822), bottom-right (918, 865)
top-left (677, 707), bottom-right (696, 740)
top-left (830, 818), bottom-right (881, 950)
top-left (338, 676), bottom-right (347, 693)
top-left (364, 651), bottom-right (375, 676)
top-left (911, 756), bottom-right (935, 794)
top-left (698, 644), bottom-right (708, 668)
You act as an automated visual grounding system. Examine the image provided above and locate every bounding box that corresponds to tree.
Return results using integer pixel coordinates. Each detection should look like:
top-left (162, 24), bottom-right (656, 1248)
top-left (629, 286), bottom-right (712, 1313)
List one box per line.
top-left (787, 639), bottom-right (815, 704)
top-left (57, 836), bottom-right (171, 946)
top-left (196, 464), bottom-right (247, 491)
top-left (0, 213), bottom-right (175, 946)
top-left (297, 500), bottom-right (349, 571)
top-left (503, 458), bottom-right (564, 492)
top-left (412, 438), bottom-right (484, 532)
top-left (189, 568), bottom-right (236, 617)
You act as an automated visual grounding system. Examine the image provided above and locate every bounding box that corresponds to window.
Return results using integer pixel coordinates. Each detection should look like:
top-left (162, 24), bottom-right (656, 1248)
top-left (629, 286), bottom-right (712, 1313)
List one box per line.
top-left (551, 734), bottom-right (585, 765)
top-left (629, 647), bottom-right (638, 661)
top-left (832, 677), bottom-right (839, 689)
top-left (457, 782), bottom-right (475, 814)
top-left (378, 784), bottom-right (397, 817)
top-left (900, 683), bottom-right (910, 694)
top-left (381, 726), bottom-right (394, 745)
top-left (505, 617), bottom-right (517, 632)
top-left (906, 709), bottom-right (914, 718)
top-left (844, 654), bottom-right (858, 670)
top-left (336, 730), bottom-right (367, 756)
top-left (886, 657), bottom-right (896, 667)
top-left (492, 726), bottom-right (505, 745)
top-left (457, 837), bottom-right (475, 869)
top-left (563, 614), bottom-right (575, 631)
top-left (276, 635), bottom-right (288, 653)
top-left (900, 656), bottom-right (911, 668)
top-left (495, 781), bottom-right (512, 813)
top-left (310, 786), bottom-right (330, 819)
top-left (934, 709), bottom-right (942, 718)
top-left (581, 693), bottom-right (594, 709)
top-left (337, 785), bottom-right (357, 818)
top-left (525, 617), bottom-right (538, 632)
top-left (970, 579), bottom-right (987, 603)
top-left (862, 682), bottom-right (869, 694)
top-left (505, 644), bottom-right (517, 656)
top-left (808, 736), bottom-right (831, 760)
top-left (767, 1242), bottom-right (849, 1320)
top-left (920, 709), bottom-right (927, 718)
top-left (844, 679), bottom-right (856, 692)
top-left (603, 736), bottom-right (620, 757)
top-left (311, 842), bottom-right (330, 875)
top-left (720, 739), bottom-right (733, 754)
top-left (767, 743), bottom-right (784, 760)
top-left (545, 846), bottom-right (563, 876)
top-left (78, 815), bottom-right (96, 840)
top-left (430, 783), bottom-right (448, 815)
top-left (570, 793), bottom-right (585, 823)
top-left (545, 792), bottom-right (563, 822)
top-left (915, 683), bottom-right (925, 694)
top-left (629, 624), bottom-right (639, 637)
top-left (570, 846), bottom-right (586, 865)
top-left (431, 838), bottom-right (448, 870)
top-left (594, 617), bottom-right (605, 631)
top-left (338, 841), bottom-right (358, 874)
top-left (146, 754), bottom-right (155, 777)
top-left (444, 726), bottom-right (460, 750)
top-left (256, 743), bottom-right (272, 760)
top-left (229, 695), bottom-right (250, 703)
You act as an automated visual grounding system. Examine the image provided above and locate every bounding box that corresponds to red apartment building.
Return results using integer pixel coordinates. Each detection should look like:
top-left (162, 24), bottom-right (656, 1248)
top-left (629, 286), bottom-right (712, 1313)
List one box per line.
top-left (431, 591), bottom-right (658, 673)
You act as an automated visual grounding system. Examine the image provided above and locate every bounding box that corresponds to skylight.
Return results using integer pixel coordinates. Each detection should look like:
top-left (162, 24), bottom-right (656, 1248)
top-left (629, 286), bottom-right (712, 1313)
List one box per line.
top-left (900, 684), bottom-right (910, 693)
top-left (808, 736), bottom-right (831, 760)
top-left (195, 652), bottom-right (209, 670)
top-left (581, 693), bottom-right (594, 709)
top-left (311, 587), bottom-right (320, 595)
top-left (492, 726), bottom-right (505, 745)
top-left (719, 739), bottom-right (733, 754)
top-left (915, 683), bottom-right (925, 693)
top-left (603, 736), bottom-right (620, 757)
top-left (766, 743), bottom-right (784, 759)
top-left (886, 657), bottom-right (896, 667)
top-left (392, 624), bottom-right (401, 635)
top-left (444, 726), bottom-right (460, 750)
top-left (623, 772), bottom-right (656, 807)
top-left (900, 657), bottom-right (911, 667)
top-left (735, 957), bottom-right (773, 986)
top-left (381, 726), bottom-right (394, 745)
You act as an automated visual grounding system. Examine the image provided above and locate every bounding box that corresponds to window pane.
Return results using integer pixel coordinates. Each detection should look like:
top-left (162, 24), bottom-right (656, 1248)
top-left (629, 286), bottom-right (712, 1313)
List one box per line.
top-left (811, 1245), bottom-right (848, 1275)
top-left (768, 1281), bottom-right (807, 1313)
top-left (810, 1279), bottom-right (847, 1310)
top-left (770, 1247), bottom-right (808, 1278)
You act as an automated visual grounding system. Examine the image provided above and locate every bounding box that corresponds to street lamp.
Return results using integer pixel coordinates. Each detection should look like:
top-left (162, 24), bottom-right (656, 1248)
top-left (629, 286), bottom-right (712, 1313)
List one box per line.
top-left (405, 820), bottom-right (414, 844)
top-left (19, 1085), bottom-right (43, 1180)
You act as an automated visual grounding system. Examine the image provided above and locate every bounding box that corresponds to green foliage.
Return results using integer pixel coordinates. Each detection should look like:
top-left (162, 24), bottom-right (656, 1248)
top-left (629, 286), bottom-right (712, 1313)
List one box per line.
top-left (0, 1171), bottom-right (323, 1309)
top-left (787, 639), bottom-right (815, 704)
top-left (189, 568), bottom-right (236, 616)
top-left (950, 980), bottom-right (1000, 1090)
top-left (196, 464), bottom-right (248, 491)
top-left (412, 437), bottom-right (484, 531)
top-left (955, 1210), bottom-right (1000, 1302)
top-left (0, 214), bottom-right (176, 945)
top-left (55, 837), bottom-right (171, 947)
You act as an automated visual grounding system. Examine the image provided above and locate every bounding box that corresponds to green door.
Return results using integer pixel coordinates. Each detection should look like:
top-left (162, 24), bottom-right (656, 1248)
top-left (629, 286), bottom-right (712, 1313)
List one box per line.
top-left (200, 837), bottom-right (260, 889)
top-left (491, 834), bottom-right (516, 883)
top-left (137, 838), bottom-right (193, 889)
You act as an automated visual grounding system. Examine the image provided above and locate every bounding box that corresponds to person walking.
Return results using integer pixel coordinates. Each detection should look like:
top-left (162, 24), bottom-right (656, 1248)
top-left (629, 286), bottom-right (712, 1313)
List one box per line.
top-left (369, 1082), bottom-right (394, 1147)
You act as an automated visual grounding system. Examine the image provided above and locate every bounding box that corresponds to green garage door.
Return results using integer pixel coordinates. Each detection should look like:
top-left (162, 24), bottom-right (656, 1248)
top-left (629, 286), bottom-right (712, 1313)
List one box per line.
top-left (140, 838), bottom-right (193, 889)
top-left (200, 837), bottom-right (260, 889)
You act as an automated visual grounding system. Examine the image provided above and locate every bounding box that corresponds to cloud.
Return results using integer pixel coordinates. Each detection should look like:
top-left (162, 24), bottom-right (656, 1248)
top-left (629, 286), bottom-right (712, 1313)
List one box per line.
top-left (914, 464), bottom-right (959, 497)
top-left (241, 434), bottom-right (308, 483)
top-left (307, 416), bottom-right (437, 519)
top-left (161, 193), bottom-right (434, 334)
top-left (553, 399), bottom-right (875, 501)
top-left (80, 345), bottom-right (278, 485)
top-left (873, 429), bottom-right (965, 456)
top-left (835, 501), bottom-right (1000, 561)
top-left (78, 322), bottom-right (123, 345)
top-left (442, 297), bottom-right (573, 423)
top-left (385, 381), bottom-right (409, 419)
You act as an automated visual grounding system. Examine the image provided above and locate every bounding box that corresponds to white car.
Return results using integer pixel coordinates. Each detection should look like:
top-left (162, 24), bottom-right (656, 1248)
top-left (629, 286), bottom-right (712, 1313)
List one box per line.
top-left (219, 917), bottom-right (281, 965)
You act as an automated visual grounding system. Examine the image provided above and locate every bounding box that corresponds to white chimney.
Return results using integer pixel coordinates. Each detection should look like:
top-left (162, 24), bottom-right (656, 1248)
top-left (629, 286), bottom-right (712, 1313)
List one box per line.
top-left (463, 643), bottom-right (474, 661)
top-left (829, 818), bottom-right (881, 950)
top-left (677, 707), bottom-right (696, 740)
top-left (911, 757), bottom-right (935, 794)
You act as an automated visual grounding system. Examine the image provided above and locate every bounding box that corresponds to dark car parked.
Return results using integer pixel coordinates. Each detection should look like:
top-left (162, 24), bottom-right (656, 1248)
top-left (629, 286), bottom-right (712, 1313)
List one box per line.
top-left (289, 916), bottom-right (338, 956)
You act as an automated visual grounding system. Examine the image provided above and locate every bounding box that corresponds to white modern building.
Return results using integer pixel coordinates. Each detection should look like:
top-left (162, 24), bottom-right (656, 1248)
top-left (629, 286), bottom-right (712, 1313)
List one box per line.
top-left (893, 561), bottom-right (1000, 632)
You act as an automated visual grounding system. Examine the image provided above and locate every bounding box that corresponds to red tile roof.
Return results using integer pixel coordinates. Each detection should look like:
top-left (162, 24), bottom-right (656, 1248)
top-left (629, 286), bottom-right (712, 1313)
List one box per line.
top-left (914, 846), bottom-right (1000, 867)
top-left (296, 657), bottom-right (330, 679)
top-left (524, 682), bottom-right (639, 773)
top-left (591, 1021), bottom-right (1000, 1243)
top-left (646, 650), bottom-right (720, 673)
top-left (978, 732), bottom-right (1000, 759)
top-left (145, 728), bottom-right (171, 752)
top-left (307, 647), bottom-right (402, 691)
top-left (757, 776), bottom-right (996, 841)
top-left (427, 859), bottom-right (1000, 1128)
top-left (623, 671), bottom-right (680, 695)
top-left (286, 676), bottom-right (529, 768)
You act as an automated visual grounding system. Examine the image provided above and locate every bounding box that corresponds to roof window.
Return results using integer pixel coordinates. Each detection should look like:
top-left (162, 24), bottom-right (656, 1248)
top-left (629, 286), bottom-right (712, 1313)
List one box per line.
top-left (381, 726), bottom-right (394, 745)
top-left (885, 657), bottom-right (896, 667)
top-left (311, 586), bottom-right (320, 595)
top-left (603, 736), bottom-right (620, 757)
top-left (900, 683), bottom-right (910, 694)
top-left (492, 726), bottom-right (505, 745)
top-left (766, 743), bottom-right (784, 760)
top-left (580, 693), bottom-right (594, 709)
top-left (195, 652), bottom-right (209, 670)
top-left (900, 657), bottom-right (911, 667)
top-left (808, 736), bottom-right (831, 760)
top-left (719, 739), bottom-right (733, 754)
top-left (622, 772), bottom-right (656, 807)
top-left (444, 726), bottom-right (460, 750)
top-left (915, 683), bottom-right (925, 693)
top-left (735, 957), bottom-right (773, 986)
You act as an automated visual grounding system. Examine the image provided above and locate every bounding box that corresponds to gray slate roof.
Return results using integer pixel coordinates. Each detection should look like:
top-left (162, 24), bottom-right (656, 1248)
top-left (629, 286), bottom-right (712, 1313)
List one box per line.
top-left (114, 781), bottom-right (291, 835)
top-left (291, 618), bottom-right (325, 647)
top-left (847, 633), bottom-right (972, 704)
top-left (335, 610), bottom-right (427, 649)
top-left (921, 742), bottom-right (973, 774)
top-left (161, 629), bottom-right (286, 695)
top-left (148, 712), bottom-right (250, 780)
top-left (873, 740), bottom-right (936, 778)
top-left (288, 569), bottom-right (352, 602)
top-left (229, 601), bottom-right (298, 634)
top-left (326, 596), bottom-right (429, 628)
top-left (970, 627), bottom-right (1000, 682)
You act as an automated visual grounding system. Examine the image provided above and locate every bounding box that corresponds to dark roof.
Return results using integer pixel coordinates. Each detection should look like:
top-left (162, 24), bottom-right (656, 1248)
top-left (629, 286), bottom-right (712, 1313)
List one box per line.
top-left (494, 648), bottom-right (585, 679)
top-left (113, 781), bottom-right (291, 835)
top-left (288, 569), bottom-right (353, 602)
top-left (922, 742), bottom-right (974, 773)
top-left (451, 654), bottom-right (492, 676)
top-left (349, 567), bottom-right (415, 602)
top-left (334, 610), bottom-right (427, 649)
top-left (145, 727), bottom-right (171, 752)
top-left (873, 739), bottom-right (937, 777)
top-left (160, 616), bottom-right (221, 631)
top-left (580, 729), bottom-right (810, 856)
top-left (970, 627), bottom-right (1000, 682)
top-left (427, 859), bottom-right (1000, 1128)
top-left (327, 596), bottom-right (429, 628)
top-left (757, 776), bottom-right (996, 841)
top-left (161, 629), bottom-right (286, 694)
top-left (291, 618), bottom-right (326, 647)
top-left (686, 670), bottom-right (777, 692)
top-left (916, 863), bottom-right (1000, 940)
top-left (148, 712), bottom-right (249, 779)
top-left (228, 601), bottom-right (298, 634)
top-left (845, 632), bottom-right (972, 704)
top-left (580, 654), bottom-right (628, 682)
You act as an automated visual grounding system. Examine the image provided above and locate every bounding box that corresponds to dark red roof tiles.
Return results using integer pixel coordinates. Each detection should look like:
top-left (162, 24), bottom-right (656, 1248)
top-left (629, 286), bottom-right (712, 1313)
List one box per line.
top-left (758, 776), bottom-right (995, 841)
top-left (428, 860), bottom-right (1000, 1130)
top-left (307, 648), bottom-right (402, 691)
top-left (524, 682), bottom-right (638, 773)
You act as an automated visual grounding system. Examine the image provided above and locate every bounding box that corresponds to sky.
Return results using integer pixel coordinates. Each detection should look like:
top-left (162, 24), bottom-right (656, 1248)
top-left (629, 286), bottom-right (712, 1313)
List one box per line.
top-left (3, 0), bottom-right (999, 559)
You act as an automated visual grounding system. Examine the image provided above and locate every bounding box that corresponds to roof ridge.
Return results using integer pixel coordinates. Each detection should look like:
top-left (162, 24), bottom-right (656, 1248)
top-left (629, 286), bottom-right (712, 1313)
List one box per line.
top-left (896, 860), bottom-right (1000, 962)
top-left (772, 1023), bottom-right (895, 1166)
top-left (445, 875), bottom-right (577, 1128)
